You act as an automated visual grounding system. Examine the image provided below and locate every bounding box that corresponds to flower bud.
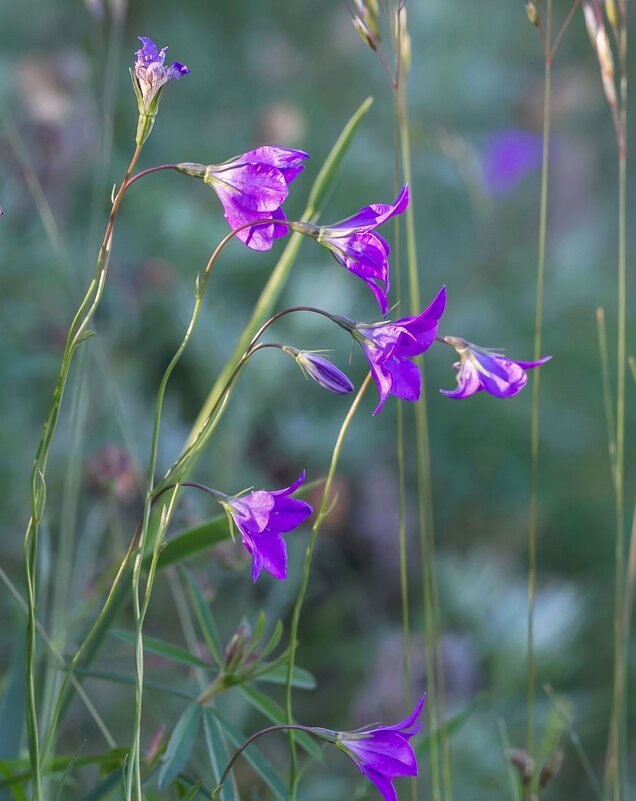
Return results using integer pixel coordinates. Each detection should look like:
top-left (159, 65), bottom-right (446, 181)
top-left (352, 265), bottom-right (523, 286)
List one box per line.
top-left (286, 348), bottom-right (354, 395)
top-left (506, 748), bottom-right (535, 786)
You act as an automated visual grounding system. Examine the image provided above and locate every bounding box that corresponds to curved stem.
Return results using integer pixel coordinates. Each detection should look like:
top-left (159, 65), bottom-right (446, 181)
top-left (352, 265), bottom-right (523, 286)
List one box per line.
top-left (285, 374), bottom-right (371, 799)
top-left (24, 140), bottom-right (142, 800)
top-left (213, 725), bottom-right (315, 801)
top-left (125, 163), bottom-right (180, 189)
top-left (527, 0), bottom-right (552, 761)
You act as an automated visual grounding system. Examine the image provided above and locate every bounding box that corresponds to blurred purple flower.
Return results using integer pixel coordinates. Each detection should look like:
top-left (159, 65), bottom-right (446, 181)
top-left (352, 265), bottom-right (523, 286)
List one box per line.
top-left (314, 693), bottom-right (426, 801)
top-left (482, 130), bottom-right (543, 196)
top-left (292, 186), bottom-right (409, 314)
top-left (347, 286), bottom-right (446, 414)
top-left (288, 349), bottom-right (354, 395)
top-left (134, 36), bottom-right (189, 110)
top-left (224, 472), bottom-right (312, 582)
top-left (205, 146), bottom-right (309, 251)
top-left (440, 336), bottom-right (551, 399)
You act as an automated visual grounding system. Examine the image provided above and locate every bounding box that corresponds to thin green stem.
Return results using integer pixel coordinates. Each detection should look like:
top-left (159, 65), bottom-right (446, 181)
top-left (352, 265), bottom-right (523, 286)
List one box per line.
top-left (607, 4), bottom-right (628, 797)
top-left (285, 375), bottom-right (371, 800)
top-left (527, 0), bottom-right (552, 760)
top-left (398, 69), bottom-right (446, 801)
top-left (24, 140), bottom-right (142, 801)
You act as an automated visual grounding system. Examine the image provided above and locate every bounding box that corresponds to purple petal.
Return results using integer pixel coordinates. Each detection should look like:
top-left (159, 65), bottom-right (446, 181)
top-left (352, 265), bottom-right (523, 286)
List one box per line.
top-left (228, 492), bottom-right (275, 534)
top-left (513, 355), bottom-right (552, 369)
top-left (210, 163), bottom-right (289, 212)
top-left (356, 766), bottom-right (399, 801)
top-left (271, 470), bottom-right (306, 497)
top-left (332, 231), bottom-right (390, 281)
top-left (269, 495), bottom-right (313, 533)
top-left (223, 201), bottom-right (289, 251)
top-left (334, 185), bottom-right (410, 232)
top-left (440, 360), bottom-right (482, 399)
top-left (382, 694), bottom-right (427, 734)
top-left (473, 351), bottom-right (527, 397)
top-left (347, 733), bottom-right (418, 776)
top-left (381, 358), bottom-right (421, 406)
top-left (243, 530), bottom-right (288, 582)
top-left (240, 146), bottom-right (309, 183)
top-left (167, 61), bottom-right (190, 78)
top-left (136, 36), bottom-right (161, 64)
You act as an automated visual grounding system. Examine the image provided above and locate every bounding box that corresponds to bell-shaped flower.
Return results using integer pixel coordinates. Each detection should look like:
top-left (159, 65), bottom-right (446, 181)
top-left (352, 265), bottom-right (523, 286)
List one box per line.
top-left (133, 36), bottom-right (189, 111)
top-left (222, 472), bottom-right (312, 582)
top-left (313, 694), bottom-right (426, 801)
top-left (291, 185), bottom-right (409, 314)
top-left (202, 146), bottom-right (309, 251)
top-left (342, 286), bottom-right (445, 414)
top-left (440, 336), bottom-right (551, 399)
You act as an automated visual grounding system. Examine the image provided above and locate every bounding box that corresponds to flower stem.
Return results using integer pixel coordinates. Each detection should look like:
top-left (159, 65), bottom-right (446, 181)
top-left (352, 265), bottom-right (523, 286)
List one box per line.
top-left (23, 140), bottom-right (142, 801)
top-left (285, 374), bottom-right (371, 800)
top-left (527, 0), bottom-right (552, 761)
top-left (397, 67), bottom-right (446, 801)
top-left (213, 725), bottom-right (315, 801)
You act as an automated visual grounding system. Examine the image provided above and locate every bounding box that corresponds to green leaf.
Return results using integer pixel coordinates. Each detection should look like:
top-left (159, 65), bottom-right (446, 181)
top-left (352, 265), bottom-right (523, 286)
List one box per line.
top-left (208, 711), bottom-right (287, 801)
top-left (239, 686), bottom-right (322, 762)
top-left (181, 567), bottom-right (223, 664)
top-left (0, 750), bottom-right (128, 790)
top-left (158, 705), bottom-right (202, 790)
top-left (254, 662), bottom-right (316, 689)
top-left (177, 779), bottom-right (204, 800)
top-left (111, 630), bottom-right (215, 670)
top-left (258, 620), bottom-right (283, 661)
top-left (202, 710), bottom-right (235, 801)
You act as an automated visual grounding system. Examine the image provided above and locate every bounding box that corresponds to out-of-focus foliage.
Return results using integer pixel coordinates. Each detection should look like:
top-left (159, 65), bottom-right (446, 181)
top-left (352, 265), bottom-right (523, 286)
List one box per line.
top-left (1, 0), bottom-right (634, 799)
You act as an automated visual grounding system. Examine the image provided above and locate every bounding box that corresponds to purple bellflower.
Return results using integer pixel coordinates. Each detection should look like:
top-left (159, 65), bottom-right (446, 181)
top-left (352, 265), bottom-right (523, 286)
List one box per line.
top-left (338, 286), bottom-right (446, 414)
top-left (202, 146), bottom-right (309, 251)
top-left (284, 348), bottom-right (354, 395)
top-left (291, 186), bottom-right (410, 314)
top-left (133, 36), bottom-right (189, 110)
top-left (313, 693), bottom-right (426, 801)
top-left (483, 130), bottom-right (543, 196)
top-left (222, 472), bottom-right (312, 582)
top-left (439, 336), bottom-right (551, 399)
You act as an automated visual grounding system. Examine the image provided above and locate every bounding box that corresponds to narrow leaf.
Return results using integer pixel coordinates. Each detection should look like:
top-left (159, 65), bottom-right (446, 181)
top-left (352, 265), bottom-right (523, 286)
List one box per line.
top-left (202, 710), bottom-right (235, 801)
top-left (254, 663), bottom-right (316, 689)
top-left (158, 705), bottom-right (202, 790)
top-left (181, 567), bottom-right (223, 664)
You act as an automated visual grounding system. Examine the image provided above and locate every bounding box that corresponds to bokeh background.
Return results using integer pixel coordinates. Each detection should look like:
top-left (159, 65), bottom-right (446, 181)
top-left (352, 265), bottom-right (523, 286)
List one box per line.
top-left (1, 0), bottom-right (635, 798)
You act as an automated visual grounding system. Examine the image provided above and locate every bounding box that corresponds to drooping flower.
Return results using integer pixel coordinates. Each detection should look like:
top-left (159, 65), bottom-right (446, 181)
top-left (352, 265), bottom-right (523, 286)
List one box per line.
top-left (133, 36), bottom-right (189, 111)
top-left (291, 186), bottom-right (409, 314)
top-left (202, 146), bottom-right (309, 251)
top-left (222, 472), bottom-right (312, 582)
top-left (339, 286), bottom-right (445, 414)
top-left (439, 336), bottom-right (551, 399)
top-left (313, 693), bottom-right (426, 801)
top-left (284, 348), bottom-right (354, 396)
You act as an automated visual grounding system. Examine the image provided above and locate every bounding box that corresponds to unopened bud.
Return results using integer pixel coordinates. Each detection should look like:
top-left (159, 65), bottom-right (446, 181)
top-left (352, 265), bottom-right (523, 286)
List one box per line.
top-left (539, 750), bottom-right (563, 789)
top-left (224, 623), bottom-right (252, 671)
top-left (286, 348), bottom-right (354, 396)
top-left (525, 0), bottom-right (540, 26)
top-left (506, 748), bottom-right (535, 786)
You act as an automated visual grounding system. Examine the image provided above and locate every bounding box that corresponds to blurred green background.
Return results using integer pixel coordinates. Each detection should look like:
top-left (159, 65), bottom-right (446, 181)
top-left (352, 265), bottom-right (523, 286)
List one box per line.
top-left (1, 0), bottom-right (634, 798)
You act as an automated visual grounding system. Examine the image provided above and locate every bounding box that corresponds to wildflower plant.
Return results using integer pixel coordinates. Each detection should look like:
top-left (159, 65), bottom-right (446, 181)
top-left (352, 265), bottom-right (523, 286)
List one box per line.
top-left (15, 19), bottom-right (568, 801)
